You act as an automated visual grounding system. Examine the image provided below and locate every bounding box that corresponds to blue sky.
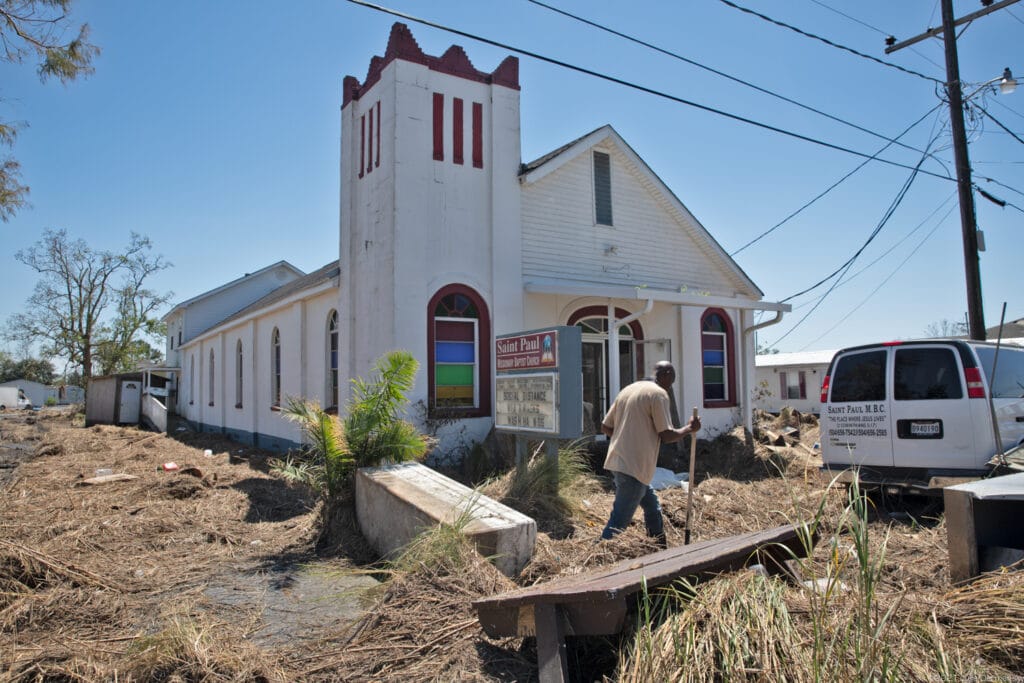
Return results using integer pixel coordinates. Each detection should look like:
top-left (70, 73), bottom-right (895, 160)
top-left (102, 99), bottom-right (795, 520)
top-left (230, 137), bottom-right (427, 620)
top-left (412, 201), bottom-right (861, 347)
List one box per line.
top-left (1, 0), bottom-right (1021, 358)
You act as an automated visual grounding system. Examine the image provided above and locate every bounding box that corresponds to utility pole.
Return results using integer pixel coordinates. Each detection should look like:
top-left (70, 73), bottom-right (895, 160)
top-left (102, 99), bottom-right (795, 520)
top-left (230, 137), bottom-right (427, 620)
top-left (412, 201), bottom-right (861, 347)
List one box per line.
top-left (940, 0), bottom-right (985, 340)
top-left (886, 0), bottom-right (1020, 341)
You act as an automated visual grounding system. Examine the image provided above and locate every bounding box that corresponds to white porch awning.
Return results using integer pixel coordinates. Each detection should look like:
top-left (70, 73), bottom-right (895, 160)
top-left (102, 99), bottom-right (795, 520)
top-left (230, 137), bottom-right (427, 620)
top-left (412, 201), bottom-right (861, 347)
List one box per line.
top-left (523, 278), bottom-right (791, 313)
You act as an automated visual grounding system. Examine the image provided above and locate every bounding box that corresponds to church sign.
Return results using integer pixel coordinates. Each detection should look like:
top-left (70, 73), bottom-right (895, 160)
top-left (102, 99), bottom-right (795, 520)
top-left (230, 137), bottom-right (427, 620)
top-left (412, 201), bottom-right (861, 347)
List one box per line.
top-left (495, 330), bottom-right (558, 371)
top-left (494, 326), bottom-right (582, 439)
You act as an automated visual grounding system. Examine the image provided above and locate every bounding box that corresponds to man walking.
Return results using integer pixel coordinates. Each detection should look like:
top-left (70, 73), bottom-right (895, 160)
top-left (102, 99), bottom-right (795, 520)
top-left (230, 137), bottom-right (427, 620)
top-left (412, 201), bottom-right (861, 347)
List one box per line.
top-left (600, 361), bottom-right (700, 546)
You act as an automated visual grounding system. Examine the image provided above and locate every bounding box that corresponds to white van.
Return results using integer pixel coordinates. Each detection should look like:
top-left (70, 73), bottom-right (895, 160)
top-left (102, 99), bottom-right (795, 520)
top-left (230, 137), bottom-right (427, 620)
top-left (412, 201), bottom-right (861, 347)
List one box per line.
top-left (0, 386), bottom-right (33, 411)
top-left (820, 339), bottom-right (1024, 486)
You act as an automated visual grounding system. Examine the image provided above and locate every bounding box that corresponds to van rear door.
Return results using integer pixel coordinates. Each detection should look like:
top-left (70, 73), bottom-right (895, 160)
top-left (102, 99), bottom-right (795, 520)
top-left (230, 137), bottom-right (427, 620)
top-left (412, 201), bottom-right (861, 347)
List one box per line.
top-left (823, 348), bottom-right (893, 467)
top-left (974, 344), bottom-right (1024, 454)
top-left (890, 344), bottom-right (976, 469)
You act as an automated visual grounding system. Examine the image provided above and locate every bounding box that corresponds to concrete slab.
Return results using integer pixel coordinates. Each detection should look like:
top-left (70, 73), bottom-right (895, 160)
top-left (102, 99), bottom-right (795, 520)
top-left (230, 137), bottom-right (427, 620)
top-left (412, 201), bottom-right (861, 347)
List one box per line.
top-left (945, 472), bottom-right (1024, 582)
top-left (356, 462), bottom-right (536, 577)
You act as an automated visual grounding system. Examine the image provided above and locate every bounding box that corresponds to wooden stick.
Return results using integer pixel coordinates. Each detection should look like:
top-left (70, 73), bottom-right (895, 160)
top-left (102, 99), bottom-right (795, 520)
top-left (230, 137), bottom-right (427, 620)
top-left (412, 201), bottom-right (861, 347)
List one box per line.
top-left (684, 407), bottom-right (699, 545)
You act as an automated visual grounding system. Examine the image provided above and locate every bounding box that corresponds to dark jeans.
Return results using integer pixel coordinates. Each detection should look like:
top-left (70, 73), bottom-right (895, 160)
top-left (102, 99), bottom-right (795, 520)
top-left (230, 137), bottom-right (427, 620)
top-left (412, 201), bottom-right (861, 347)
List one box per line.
top-left (601, 470), bottom-right (664, 540)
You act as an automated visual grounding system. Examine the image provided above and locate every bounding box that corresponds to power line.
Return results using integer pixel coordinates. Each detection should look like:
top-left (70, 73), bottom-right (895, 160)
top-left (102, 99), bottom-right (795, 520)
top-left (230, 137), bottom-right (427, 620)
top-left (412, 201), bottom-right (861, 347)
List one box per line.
top-left (807, 0), bottom-right (889, 35)
top-left (345, 0), bottom-right (975, 186)
top-left (714, 0), bottom-right (943, 84)
top-left (805, 0), bottom-right (946, 71)
top-left (788, 190), bottom-right (957, 307)
top-left (766, 141), bottom-right (934, 347)
top-left (730, 105), bottom-right (942, 256)
top-left (780, 144), bottom-right (932, 303)
top-left (797, 202), bottom-right (955, 350)
top-left (526, 0), bottom-right (940, 162)
top-left (974, 104), bottom-right (1024, 146)
top-left (977, 175), bottom-right (1024, 199)
top-left (991, 99), bottom-right (1024, 123)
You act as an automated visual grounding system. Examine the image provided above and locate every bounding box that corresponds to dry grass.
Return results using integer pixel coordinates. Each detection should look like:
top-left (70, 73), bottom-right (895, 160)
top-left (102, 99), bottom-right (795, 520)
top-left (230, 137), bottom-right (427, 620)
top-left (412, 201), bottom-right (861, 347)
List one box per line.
top-left (0, 408), bottom-right (320, 681)
top-left (1, 408), bottom-right (1023, 682)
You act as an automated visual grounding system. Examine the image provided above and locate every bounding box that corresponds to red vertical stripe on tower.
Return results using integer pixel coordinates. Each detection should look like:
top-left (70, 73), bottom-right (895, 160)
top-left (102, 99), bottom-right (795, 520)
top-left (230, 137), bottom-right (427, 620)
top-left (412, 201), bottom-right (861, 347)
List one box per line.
top-left (375, 101), bottom-right (381, 168)
top-left (452, 97), bottom-right (464, 165)
top-left (432, 93), bottom-right (444, 161)
top-left (359, 114), bottom-right (365, 179)
top-left (367, 109), bottom-right (374, 173)
top-left (472, 102), bottom-right (483, 168)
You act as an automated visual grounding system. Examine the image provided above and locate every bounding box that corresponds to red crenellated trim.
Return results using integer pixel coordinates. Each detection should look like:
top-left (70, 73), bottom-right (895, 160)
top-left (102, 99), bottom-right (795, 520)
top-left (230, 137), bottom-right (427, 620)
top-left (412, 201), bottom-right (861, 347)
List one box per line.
top-left (342, 23), bottom-right (520, 108)
top-left (472, 102), bottom-right (483, 168)
top-left (492, 56), bottom-right (519, 89)
top-left (453, 98), bottom-right (464, 165)
top-left (432, 93), bottom-right (444, 161)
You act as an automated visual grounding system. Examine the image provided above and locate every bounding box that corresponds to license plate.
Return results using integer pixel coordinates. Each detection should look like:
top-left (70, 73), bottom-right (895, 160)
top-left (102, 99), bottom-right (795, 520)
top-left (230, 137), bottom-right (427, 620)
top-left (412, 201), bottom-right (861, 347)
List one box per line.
top-left (910, 421), bottom-right (941, 436)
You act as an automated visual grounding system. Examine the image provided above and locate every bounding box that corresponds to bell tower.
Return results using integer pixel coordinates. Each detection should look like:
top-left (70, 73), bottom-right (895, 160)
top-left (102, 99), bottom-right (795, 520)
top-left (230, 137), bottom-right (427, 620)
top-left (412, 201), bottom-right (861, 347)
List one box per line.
top-left (338, 23), bottom-right (523, 420)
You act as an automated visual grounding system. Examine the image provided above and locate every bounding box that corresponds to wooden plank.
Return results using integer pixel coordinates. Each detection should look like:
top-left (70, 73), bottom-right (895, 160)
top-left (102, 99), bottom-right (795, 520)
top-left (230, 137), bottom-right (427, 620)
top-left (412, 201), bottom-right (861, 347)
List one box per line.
top-left (478, 525), bottom-right (803, 606)
top-left (78, 473), bottom-right (139, 485)
top-left (944, 487), bottom-right (978, 584)
top-left (534, 604), bottom-right (568, 683)
top-left (475, 524), bottom-right (812, 638)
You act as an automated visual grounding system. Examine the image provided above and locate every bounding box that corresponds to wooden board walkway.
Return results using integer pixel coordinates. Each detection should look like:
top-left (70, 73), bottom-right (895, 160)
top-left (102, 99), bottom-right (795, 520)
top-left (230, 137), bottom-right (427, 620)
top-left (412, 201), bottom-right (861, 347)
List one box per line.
top-left (473, 524), bottom-right (815, 682)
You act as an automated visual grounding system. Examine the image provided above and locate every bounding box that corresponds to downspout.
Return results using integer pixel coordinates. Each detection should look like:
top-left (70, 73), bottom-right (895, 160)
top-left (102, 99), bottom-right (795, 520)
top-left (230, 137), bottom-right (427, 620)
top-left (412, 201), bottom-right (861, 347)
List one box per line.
top-left (741, 310), bottom-right (787, 433)
top-left (608, 297), bottom-right (655, 402)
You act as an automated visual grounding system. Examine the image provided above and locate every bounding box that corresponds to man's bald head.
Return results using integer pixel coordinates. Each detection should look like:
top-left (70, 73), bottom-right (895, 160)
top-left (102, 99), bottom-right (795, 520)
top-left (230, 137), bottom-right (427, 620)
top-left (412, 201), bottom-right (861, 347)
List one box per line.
top-left (654, 361), bottom-right (676, 390)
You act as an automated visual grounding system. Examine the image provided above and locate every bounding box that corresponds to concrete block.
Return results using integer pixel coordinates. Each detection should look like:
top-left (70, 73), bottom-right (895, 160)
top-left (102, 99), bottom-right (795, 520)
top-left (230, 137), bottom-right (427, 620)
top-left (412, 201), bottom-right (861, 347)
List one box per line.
top-left (945, 472), bottom-right (1024, 583)
top-left (355, 462), bottom-right (536, 577)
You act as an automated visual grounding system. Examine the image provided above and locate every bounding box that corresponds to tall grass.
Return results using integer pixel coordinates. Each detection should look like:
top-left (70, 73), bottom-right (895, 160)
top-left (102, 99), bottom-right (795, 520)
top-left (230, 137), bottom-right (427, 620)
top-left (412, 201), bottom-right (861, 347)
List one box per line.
top-left (387, 496), bottom-right (484, 575)
top-left (488, 440), bottom-right (594, 524)
top-left (619, 475), bottom-right (908, 682)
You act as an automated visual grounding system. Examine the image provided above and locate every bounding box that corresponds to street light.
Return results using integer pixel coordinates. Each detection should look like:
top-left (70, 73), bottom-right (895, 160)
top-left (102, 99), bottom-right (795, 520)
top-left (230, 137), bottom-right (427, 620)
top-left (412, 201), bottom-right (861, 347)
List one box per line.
top-left (999, 67), bottom-right (1017, 95)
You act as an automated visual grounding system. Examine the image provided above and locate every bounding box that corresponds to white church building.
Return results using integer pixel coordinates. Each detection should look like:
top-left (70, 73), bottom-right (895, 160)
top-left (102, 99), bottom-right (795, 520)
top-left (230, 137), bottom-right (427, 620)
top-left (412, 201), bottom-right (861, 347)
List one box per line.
top-left (162, 23), bottom-right (790, 458)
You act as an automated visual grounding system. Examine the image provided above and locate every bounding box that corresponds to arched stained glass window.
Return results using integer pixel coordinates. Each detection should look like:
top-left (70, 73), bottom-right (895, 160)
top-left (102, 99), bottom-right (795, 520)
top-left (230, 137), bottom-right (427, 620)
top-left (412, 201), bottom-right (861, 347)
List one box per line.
top-left (701, 309), bottom-right (736, 407)
top-left (427, 285), bottom-right (491, 418)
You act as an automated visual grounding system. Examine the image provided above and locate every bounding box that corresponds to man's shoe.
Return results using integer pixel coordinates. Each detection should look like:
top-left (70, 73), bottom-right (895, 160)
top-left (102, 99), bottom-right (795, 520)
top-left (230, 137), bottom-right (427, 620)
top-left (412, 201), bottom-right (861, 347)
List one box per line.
top-left (653, 533), bottom-right (668, 549)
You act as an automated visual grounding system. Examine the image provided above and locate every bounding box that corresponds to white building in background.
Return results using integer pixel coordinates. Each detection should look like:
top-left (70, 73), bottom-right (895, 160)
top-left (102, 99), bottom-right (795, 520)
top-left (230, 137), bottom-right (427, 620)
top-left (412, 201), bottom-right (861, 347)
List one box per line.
top-left (163, 23), bottom-right (790, 458)
top-left (0, 379), bottom-right (83, 407)
top-left (754, 350), bottom-right (837, 416)
top-left (0, 380), bottom-right (48, 407)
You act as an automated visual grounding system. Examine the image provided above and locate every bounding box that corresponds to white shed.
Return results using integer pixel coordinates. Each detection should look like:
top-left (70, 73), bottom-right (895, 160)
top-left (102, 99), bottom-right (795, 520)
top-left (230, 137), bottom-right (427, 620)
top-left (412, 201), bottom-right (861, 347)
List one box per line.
top-left (754, 350), bottom-right (836, 416)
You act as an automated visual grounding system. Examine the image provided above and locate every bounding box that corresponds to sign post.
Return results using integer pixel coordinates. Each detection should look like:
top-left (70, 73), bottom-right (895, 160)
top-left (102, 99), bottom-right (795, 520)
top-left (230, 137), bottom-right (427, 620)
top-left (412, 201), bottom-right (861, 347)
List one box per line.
top-left (495, 327), bottom-right (582, 483)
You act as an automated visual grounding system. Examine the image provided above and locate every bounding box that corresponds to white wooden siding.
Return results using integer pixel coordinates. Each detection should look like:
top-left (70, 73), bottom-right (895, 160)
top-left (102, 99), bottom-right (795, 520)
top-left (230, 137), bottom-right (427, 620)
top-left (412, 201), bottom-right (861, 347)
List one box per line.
top-left (522, 146), bottom-right (741, 294)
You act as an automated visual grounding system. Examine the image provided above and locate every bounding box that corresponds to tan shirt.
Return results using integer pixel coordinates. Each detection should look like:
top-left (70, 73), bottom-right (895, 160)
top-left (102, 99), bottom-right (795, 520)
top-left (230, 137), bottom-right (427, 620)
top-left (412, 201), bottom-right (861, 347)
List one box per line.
top-left (601, 380), bottom-right (673, 485)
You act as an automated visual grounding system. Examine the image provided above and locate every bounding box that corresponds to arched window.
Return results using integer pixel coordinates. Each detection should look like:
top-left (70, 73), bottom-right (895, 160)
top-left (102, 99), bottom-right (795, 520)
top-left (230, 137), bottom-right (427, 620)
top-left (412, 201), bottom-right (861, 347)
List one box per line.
top-left (271, 328), bottom-right (281, 407)
top-left (427, 284), bottom-right (491, 417)
top-left (327, 310), bottom-right (339, 410)
top-left (568, 306), bottom-right (645, 432)
top-left (208, 349), bottom-right (215, 406)
top-left (701, 309), bottom-right (736, 407)
top-left (235, 339), bottom-right (243, 409)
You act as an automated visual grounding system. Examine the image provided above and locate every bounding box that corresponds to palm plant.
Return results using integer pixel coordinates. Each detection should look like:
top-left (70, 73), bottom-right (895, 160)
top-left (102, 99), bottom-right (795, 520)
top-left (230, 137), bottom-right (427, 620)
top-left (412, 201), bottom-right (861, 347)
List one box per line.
top-left (277, 350), bottom-right (429, 496)
top-left (344, 350), bottom-right (429, 468)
